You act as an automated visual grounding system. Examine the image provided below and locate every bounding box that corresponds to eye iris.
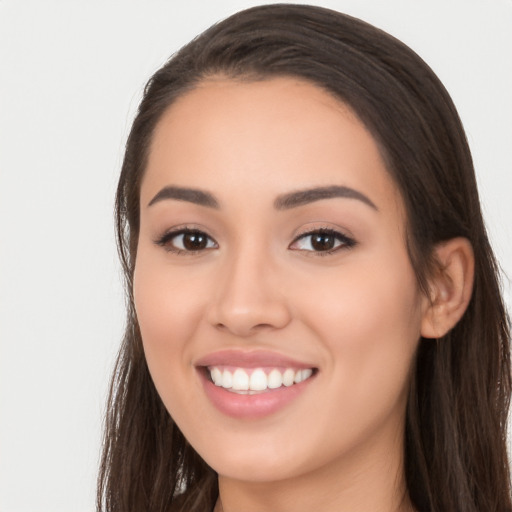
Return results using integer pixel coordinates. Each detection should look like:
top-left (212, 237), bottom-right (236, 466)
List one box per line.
top-left (311, 233), bottom-right (335, 251)
top-left (183, 232), bottom-right (208, 250)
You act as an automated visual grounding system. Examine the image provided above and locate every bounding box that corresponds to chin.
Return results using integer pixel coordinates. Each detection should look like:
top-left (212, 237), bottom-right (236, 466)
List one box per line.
top-left (211, 453), bottom-right (305, 483)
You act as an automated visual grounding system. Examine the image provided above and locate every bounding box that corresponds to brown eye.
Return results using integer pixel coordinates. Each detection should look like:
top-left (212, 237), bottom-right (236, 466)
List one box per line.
top-left (156, 229), bottom-right (217, 253)
top-left (290, 229), bottom-right (356, 253)
top-left (310, 233), bottom-right (336, 251)
top-left (182, 231), bottom-right (209, 250)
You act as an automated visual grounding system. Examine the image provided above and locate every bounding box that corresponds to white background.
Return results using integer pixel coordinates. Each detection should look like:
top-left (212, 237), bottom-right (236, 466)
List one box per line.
top-left (1, 1), bottom-right (511, 510)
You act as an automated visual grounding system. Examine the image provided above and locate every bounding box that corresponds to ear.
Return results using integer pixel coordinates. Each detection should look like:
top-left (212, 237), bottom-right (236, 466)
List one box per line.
top-left (421, 237), bottom-right (475, 339)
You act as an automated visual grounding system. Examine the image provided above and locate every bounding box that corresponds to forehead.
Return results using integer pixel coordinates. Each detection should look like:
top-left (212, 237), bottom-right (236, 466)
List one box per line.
top-left (142, 76), bottom-right (403, 218)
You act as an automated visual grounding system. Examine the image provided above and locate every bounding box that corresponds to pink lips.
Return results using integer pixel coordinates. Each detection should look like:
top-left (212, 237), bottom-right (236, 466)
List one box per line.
top-left (195, 349), bottom-right (314, 369)
top-left (195, 350), bottom-right (317, 419)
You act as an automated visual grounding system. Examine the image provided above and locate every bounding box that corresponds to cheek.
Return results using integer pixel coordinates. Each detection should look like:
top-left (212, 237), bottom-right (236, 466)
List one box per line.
top-left (298, 253), bottom-right (423, 414)
top-left (132, 249), bottom-right (206, 394)
top-left (302, 250), bottom-right (422, 337)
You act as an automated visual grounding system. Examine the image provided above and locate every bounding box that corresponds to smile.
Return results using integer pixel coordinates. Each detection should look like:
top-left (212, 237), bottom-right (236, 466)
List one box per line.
top-left (208, 366), bottom-right (314, 394)
top-left (195, 350), bottom-right (318, 418)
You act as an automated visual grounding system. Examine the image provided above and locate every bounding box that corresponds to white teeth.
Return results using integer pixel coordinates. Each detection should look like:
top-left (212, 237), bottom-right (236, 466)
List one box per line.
top-left (282, 368), bottom-right (295, 387)
top-left (232, 368), bottom-right (249, 391)
top-left (294, 368), bottom-right (313, 384)
top-left (211, 367), bottom-right (223, 386)
top-left (303, 368), bottom-right (313, 380)
top-left (267, 369), bottom-right (283, 389)
top-left (221, 370), bottom-right (233, 389)
top-left (249, 369), bottom-right (268, 391)
top-left (209, 366), bottom-right (314, 392)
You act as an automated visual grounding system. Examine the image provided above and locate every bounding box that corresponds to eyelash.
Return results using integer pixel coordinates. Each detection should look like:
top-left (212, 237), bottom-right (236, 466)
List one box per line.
top-left (155, 227), bottom-right (356, 255)
top-left (155, 227), bottom-right (218, 255)
top-left (290, 228), bottom-right (356, 255)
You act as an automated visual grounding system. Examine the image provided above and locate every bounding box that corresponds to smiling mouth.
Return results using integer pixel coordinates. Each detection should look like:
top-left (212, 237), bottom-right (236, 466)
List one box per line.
top-left (205, 366), bottom-right (316, 394)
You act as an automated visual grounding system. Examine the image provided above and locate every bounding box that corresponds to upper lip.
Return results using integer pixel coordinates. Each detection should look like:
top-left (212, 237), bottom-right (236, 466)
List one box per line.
top-left (194, 349), bottom-right (316, 369)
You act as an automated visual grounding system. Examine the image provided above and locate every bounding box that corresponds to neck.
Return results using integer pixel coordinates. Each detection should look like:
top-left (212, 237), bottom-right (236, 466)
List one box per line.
top-left (215, 422), bottom-right (414, 512)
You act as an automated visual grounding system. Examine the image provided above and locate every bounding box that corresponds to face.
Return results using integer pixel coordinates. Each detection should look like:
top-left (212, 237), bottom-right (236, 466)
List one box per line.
top-left (134, 77), bottom-right (428, 484)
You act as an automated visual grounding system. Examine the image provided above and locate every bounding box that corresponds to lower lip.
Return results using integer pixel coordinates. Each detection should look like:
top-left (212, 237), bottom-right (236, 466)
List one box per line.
top-left (198, 369), bottom-right (315, 419)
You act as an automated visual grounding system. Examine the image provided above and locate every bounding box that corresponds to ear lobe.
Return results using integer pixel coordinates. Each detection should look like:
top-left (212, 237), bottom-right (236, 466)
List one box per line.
top-left (421, 237), bottom-right (475, 339)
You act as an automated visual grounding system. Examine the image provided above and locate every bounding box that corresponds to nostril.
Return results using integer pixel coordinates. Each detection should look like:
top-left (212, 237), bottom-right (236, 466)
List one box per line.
top-left (213, 319), bottom-right (281, 337)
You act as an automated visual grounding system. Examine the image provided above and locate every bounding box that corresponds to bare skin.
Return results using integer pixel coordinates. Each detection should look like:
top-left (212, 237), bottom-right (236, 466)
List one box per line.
top-left (135, 77), bottom-right (473, 512)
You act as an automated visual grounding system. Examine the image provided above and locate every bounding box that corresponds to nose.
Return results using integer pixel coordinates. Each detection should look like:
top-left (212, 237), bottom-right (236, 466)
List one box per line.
top-left (206, 249), bottom-right (292, 337)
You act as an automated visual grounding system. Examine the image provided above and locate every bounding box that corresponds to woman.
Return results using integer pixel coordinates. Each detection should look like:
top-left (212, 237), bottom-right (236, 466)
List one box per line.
top-left (97, 4), bottom-right (511, 511)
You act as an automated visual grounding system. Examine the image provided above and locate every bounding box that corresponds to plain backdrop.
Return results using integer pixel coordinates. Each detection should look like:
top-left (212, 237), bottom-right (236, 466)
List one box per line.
top-left (1, 1), bottom-right (511, 510)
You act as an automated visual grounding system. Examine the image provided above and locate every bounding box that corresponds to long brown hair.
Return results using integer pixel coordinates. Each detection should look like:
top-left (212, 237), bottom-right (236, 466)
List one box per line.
top-left (97, 4), bottom-right (511, 511)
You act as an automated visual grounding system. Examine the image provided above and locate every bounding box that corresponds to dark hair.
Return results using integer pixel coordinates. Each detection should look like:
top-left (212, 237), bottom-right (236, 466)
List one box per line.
top-left (98, 4), bottom-right (511, 511)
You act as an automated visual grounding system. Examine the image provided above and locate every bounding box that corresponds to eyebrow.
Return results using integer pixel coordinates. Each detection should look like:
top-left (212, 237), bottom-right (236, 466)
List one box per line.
top-left (274, 185), bottom-right (378, 211)
top-left (147, 184), bottom-right (377, 211)
top-left (148, 186), bottom-right (220, 209)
